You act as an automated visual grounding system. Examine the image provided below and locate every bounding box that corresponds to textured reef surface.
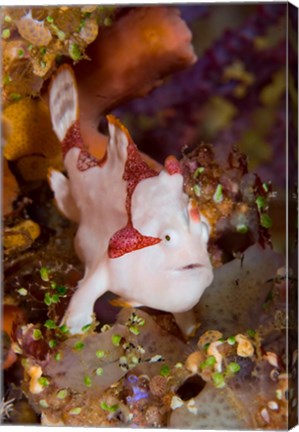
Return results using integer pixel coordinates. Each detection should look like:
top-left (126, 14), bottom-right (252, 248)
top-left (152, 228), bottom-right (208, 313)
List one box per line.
top-left (1, 4), bottom-right (297, 429)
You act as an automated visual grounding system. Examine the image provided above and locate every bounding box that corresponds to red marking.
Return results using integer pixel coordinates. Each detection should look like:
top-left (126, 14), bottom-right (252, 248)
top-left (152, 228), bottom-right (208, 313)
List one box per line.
top-left (165, 155), bottom-right (182, 175)
top-left (108, 225), bottom-right (161, 258)
top-left (123, 137), bottom-right (158, 219)
top-left (107, 116), bottom-right (161, 258)
top-left (62, 121), bottom-right (85, 157)
top-left (77, 149), bottom-right (107, 171)
top-left (189, 202), bottom-right (201, 222)
top-left (62, 121), bottom-right (108, 170)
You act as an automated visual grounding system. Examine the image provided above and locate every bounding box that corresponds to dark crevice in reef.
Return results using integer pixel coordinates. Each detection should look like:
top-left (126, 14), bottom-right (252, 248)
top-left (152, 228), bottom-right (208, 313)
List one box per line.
top-left (176, 375), bottom-right (206, 401)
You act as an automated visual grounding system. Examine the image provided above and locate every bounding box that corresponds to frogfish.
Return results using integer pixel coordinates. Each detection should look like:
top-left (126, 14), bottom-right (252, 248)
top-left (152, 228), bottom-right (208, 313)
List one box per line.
top-left (48, 65), bottom-right (213, 336)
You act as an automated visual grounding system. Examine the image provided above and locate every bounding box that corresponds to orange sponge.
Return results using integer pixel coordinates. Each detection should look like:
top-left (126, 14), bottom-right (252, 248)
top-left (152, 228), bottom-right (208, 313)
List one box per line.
top-left (3, 98), bottom-right (63, 179)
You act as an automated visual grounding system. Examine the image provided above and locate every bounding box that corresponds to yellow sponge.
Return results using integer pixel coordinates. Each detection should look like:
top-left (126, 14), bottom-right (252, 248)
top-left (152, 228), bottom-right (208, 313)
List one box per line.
top-left (3, 98), bottom-right (63, 179)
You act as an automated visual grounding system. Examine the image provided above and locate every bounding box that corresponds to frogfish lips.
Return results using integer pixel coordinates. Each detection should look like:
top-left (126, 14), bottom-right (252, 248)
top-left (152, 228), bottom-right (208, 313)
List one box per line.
top-left (180, 263), bottom-right (204, 271)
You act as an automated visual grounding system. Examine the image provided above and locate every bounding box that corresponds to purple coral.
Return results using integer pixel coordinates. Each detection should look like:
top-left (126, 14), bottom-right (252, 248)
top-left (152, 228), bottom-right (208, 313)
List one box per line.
top-left (118, 4), bottom-right (285, 116)
top-left (114, 4), bottom-right (287, 187)
top-left (126, 375), bottom-right (149, 404)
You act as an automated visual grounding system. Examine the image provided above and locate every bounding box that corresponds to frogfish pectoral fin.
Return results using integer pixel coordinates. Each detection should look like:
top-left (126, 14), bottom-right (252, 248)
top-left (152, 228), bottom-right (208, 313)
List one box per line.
top-left (48, 168), bottom-right (80, 223)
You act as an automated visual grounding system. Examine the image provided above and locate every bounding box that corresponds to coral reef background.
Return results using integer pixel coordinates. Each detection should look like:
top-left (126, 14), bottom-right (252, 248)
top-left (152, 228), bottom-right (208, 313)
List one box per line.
top-left (1, 3), bottom-right (297, 429)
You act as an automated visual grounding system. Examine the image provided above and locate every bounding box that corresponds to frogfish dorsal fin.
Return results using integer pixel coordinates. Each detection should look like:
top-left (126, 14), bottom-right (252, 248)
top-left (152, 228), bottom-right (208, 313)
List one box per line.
top-left (49, 65), bottom-right (79, 142)
top-left (49, 65), bottom-right (85, 157)
top-left (108, 225), bottom-right (161, 258)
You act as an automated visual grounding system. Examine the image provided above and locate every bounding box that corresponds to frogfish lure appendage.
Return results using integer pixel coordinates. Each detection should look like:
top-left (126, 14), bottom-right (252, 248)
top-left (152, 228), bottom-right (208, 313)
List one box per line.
top-left (48, 65), bottom-right (214, 336)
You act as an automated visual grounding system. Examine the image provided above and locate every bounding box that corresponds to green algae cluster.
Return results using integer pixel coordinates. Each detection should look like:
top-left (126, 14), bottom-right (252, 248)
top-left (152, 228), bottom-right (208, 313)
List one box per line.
top-left (1, 6), bottom-right (116, 105)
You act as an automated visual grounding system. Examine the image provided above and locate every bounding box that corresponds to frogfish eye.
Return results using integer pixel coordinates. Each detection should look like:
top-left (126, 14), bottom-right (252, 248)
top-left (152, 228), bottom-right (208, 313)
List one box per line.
top-left (162, 229), bottom-right (179, 247)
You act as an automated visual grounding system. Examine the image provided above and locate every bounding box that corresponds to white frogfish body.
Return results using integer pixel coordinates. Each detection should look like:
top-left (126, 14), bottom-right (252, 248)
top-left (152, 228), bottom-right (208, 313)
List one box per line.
top-left (49, 65), bottom-right (213, 335)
